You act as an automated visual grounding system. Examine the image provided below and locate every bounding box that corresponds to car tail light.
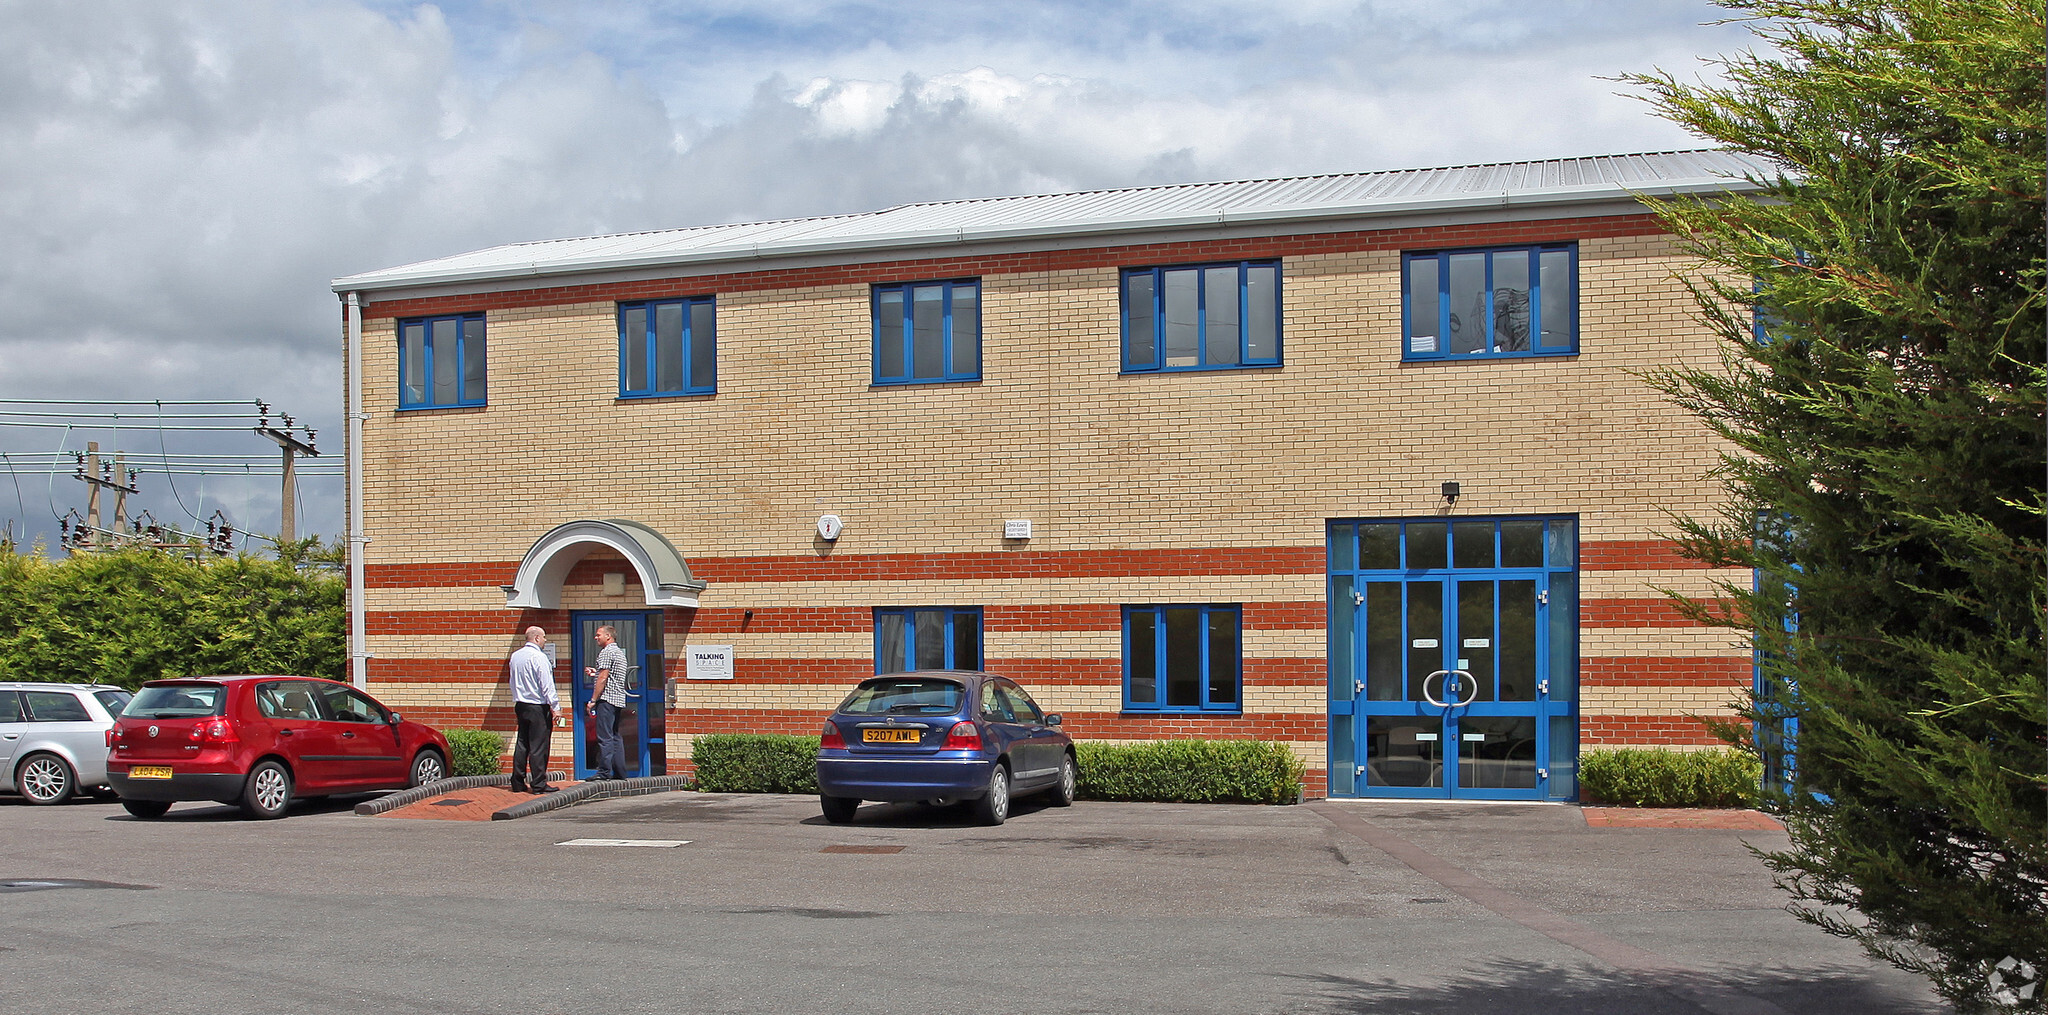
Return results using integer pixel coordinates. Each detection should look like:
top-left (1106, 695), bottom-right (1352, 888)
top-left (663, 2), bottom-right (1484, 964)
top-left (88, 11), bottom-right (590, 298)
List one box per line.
top-left (943, 721), bottom-right (981, 751)
top-left (107, 727), bottom-right (119, 748)
top-left (189, 718), bottom-right (240, 744)
top-left (819, 722), bottom-right (845, 750)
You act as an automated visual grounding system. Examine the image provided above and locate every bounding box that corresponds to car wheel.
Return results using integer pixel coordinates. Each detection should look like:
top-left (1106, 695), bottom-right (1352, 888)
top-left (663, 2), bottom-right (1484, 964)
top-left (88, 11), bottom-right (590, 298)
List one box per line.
top-left (819, 795), bottom-right (859, 824)
top-left (409, 749), bottom-right (447, 788)
top-left (120, 799), bottom-right (172, 819)
top-left (970, 763), bottom-right (1011, 826)
top-left (15, 753), bottom-right (75, 805)
top-left (240, 760), bottom-right (293, 820)
top-left (1048, 752), bottom-right (1077, 807)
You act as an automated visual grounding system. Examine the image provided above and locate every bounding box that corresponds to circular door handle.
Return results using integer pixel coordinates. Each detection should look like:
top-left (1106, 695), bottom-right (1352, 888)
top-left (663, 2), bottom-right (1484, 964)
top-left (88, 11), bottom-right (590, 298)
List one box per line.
top-left (1421, 670), bottom-right (1452, 708)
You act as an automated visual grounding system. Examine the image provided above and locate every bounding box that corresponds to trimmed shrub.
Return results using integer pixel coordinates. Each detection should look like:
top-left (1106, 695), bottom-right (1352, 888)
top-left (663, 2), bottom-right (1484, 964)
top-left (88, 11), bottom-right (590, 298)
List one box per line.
top-left (1074, 739), bottom-right (1304, 805)
top-left (1579, 747), bottom-right (1761, 808)
top-left (443, 728), bottom-right (507, 777)
top-left (692, 733), bottom-right (820, 794)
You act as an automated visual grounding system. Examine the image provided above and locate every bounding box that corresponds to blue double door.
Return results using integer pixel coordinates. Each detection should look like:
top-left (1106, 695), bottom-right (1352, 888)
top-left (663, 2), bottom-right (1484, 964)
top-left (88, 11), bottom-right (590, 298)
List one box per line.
top-left (569, 611), bottom-right (667, 779)
top-left (1328, 518), bottom-right (1579, 801)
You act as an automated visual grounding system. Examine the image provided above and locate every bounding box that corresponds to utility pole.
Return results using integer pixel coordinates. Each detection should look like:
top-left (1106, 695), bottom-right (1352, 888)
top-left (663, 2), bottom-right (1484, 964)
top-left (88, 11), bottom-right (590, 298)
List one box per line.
top-left (73, 441), bottom-right (139, 551)
top-left (255, 402), bottom-right (318, 543)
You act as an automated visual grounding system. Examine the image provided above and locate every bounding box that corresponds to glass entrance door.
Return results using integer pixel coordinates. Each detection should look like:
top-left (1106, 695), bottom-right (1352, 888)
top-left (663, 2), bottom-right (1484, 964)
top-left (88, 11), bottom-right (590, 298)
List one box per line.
top-left (570, 611), bottom-right (667, 779)
top-left (1327, 518), bottom-right (1578, 800)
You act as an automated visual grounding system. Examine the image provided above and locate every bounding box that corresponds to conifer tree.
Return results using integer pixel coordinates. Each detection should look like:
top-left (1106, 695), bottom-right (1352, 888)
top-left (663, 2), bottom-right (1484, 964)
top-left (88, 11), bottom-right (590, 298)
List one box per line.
top-left (1625, 1), bottom-right (2044, 1007)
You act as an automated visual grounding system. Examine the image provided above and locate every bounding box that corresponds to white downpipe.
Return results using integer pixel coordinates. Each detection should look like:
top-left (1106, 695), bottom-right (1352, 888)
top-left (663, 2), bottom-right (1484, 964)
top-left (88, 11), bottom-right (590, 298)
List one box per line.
top-left (346, 292), bottom-right (369, 690)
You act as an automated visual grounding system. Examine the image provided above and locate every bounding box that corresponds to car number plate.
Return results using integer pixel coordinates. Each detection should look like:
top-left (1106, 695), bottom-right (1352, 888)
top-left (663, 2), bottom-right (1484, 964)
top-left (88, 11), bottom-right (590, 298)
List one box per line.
top-left (862, 729), bottom-right (920, 744)
top-left (130, 766), bottom-right (174, 780)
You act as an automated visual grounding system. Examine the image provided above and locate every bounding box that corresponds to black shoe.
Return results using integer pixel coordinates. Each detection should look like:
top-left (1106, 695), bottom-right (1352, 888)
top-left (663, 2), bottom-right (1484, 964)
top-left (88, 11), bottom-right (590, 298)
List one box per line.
top-left (532, 784), bottom-right (559, 794)
top-left (509, 785), bottom-right (529, 794)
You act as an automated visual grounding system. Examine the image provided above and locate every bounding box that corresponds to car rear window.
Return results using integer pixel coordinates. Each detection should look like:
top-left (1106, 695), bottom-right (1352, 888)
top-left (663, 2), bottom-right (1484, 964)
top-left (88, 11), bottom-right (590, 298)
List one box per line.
top-left (836, 678), bottom-right (966, 716)
top-left (125, 684), bottom-right (227, 718)
top-left (94, 690), bottom-right (133, 715)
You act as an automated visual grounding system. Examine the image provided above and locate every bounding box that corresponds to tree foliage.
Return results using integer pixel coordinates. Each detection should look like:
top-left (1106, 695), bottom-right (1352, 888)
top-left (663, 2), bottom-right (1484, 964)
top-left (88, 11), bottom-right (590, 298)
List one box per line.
top-left (1624, 1), bottom-right (2044, 1006)
top-left (0, 544), bottom-right (345, 687)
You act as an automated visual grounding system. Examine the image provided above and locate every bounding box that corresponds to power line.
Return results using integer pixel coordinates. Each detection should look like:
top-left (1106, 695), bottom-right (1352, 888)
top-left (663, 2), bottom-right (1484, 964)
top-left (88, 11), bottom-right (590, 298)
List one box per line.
top-left (0, 410), bottom-right (261, 420)
top-left (0, 398), bottom-right (258, 406)
top-left (0, 421), bottom-right (265, 431)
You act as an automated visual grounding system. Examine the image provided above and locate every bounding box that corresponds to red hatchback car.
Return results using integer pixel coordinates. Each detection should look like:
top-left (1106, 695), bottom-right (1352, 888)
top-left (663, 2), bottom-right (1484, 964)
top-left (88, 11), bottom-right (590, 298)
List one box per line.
top-left (106, 676), bottom-right (451, 819)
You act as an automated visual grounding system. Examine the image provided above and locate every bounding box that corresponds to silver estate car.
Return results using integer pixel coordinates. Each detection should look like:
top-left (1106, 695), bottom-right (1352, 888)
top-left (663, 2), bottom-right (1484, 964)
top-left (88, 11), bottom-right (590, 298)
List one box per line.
top-left (1, 682), bottom-right (132, 805)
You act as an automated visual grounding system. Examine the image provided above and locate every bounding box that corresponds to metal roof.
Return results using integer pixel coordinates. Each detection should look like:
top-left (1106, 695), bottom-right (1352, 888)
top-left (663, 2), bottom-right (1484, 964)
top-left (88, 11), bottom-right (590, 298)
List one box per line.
top-left (333, 149), bottom-right (1775, 294)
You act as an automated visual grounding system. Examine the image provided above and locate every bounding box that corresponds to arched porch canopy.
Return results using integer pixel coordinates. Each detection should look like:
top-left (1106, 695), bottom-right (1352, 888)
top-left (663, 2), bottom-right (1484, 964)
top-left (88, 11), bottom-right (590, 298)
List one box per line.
top-left (501, 519), bottom-right (707, 609)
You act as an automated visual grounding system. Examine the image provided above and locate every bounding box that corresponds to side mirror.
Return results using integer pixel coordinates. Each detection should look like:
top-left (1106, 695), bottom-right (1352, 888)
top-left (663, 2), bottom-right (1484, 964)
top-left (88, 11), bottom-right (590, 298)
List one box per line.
top-left (1045, 714), bottom-right (1063, 726)
top-left (388, 712), bottom-right (401, 724)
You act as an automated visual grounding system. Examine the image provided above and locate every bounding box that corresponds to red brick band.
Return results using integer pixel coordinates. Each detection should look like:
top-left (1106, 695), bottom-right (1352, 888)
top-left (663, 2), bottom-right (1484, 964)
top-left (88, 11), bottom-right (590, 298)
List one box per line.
top-left (1579, 715), bottom-right (1728, 745)
top-left (365, 538), bottom-right (1724, 592)
top-left (359, 213), bottom-right (1668, 320)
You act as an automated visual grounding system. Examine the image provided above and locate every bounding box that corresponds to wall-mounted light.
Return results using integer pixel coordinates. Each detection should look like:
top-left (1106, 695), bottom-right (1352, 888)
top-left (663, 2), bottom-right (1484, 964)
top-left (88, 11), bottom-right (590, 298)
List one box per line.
top-left (1440, 482), bottom-right (1461, 504)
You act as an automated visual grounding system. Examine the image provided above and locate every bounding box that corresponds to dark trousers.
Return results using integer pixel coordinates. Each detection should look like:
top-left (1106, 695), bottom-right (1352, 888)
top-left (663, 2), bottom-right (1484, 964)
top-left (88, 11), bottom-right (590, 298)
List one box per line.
top-left (511, 701), bottom-right (553, 789)
top-left (593, 700), bottom-right (626, 779)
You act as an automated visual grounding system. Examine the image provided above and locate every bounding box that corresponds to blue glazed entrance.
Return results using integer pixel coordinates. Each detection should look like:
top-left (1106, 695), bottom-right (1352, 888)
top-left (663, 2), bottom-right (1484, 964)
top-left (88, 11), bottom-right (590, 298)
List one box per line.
top-left (568, 610), bottom-right (666, 779)
top-left (1326, 517), bottom-right (1579, 800)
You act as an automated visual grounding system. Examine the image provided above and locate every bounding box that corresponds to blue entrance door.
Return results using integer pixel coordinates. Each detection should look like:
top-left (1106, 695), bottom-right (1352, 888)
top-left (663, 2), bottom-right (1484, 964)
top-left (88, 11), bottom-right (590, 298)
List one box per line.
top-left (1327, 518), bottom-right (1579, 800)
top-left (569, 611), bottom-right (666, 779)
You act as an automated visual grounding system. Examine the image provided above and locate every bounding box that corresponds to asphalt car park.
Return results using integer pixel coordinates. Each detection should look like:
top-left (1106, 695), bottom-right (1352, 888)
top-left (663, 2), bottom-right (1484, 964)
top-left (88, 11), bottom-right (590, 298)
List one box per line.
top-left (0, 788), bottom-right (1944, 1014)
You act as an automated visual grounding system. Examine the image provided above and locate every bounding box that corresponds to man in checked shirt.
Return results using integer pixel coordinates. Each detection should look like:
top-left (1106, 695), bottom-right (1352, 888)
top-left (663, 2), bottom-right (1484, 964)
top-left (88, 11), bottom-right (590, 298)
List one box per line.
top-left (584, 625), bottom-right (631, 781)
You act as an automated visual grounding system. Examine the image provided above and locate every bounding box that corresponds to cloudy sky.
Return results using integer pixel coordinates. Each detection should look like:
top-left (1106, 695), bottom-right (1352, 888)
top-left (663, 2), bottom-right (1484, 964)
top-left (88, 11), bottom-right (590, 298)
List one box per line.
top-left (0, 0), bottom-right (1757, 552)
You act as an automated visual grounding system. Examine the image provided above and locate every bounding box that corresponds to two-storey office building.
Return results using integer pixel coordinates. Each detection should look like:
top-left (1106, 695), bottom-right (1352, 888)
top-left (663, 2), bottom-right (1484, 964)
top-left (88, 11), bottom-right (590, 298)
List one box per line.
top-left (331, 150), bottom-right (1765, 800)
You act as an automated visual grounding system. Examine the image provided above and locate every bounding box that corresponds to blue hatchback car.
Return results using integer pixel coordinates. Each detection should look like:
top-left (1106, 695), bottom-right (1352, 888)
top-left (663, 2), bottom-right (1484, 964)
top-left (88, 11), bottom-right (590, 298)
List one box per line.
top-left (816, 670), bottom-right (1076, 825)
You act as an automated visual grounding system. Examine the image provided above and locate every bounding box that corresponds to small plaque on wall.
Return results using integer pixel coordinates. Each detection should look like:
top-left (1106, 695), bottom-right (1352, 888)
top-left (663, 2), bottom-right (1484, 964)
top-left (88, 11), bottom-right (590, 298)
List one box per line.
top-left (686, 644), bottom-right (735, 680)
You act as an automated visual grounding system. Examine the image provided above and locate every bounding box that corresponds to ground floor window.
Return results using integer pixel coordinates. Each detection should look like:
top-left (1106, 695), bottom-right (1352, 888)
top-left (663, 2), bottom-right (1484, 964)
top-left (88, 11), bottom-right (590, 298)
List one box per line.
top-left (875, 607), bottom-right (981, 673)
top-left (1123, 604), bottom-right (1241, 713)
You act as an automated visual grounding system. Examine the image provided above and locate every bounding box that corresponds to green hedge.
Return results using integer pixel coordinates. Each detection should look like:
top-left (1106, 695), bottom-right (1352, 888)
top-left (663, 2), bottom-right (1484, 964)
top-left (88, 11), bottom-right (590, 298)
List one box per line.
top-left (692, 734), bottom-right (820, 793)
top-left (0, 544), bottom-right (343, 687)
top-left (1579, 747), bottom-right (1761, 808)
top-left (443, 729), bottom-right (507, 777)
top-left (1075, 739), bottom-right (1303, 805)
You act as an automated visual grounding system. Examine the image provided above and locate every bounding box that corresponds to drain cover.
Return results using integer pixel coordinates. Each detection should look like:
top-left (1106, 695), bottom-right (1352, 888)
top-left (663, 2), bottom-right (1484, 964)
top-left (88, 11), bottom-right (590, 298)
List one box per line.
top-left (821, 845), bottom-right (905, 854)
top-left (431, 799), bottom-right (472, 806)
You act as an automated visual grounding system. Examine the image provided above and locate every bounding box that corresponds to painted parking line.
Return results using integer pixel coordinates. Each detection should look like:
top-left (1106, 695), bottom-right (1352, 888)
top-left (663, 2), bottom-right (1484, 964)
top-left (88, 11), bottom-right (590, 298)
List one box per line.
top-left (555, 838), bottom-right (691, 848)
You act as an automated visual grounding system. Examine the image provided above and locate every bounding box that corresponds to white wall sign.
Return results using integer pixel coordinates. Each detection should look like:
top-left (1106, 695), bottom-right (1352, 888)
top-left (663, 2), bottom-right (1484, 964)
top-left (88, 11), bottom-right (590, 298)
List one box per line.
top-left (1004, 519), bottom-right (1032, 539)
top-left (686, 644), bottom-right (735, 680)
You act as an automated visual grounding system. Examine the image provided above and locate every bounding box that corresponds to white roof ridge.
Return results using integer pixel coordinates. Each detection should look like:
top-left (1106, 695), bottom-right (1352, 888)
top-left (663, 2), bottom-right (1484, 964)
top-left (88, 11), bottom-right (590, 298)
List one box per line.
top-left (334, 149), bottom-right (1774, 293)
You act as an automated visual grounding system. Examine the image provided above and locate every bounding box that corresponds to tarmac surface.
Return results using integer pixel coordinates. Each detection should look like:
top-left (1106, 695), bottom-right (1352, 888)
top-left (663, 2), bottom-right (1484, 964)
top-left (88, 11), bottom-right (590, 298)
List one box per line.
top-left (0, 789), bottom-right (1946, 1014)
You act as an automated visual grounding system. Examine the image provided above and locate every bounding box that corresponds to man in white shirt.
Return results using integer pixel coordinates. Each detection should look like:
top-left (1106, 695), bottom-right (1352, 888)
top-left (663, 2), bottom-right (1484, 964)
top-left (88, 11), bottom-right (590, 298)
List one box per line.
top-left (507, 626), bottom-right (561, 793)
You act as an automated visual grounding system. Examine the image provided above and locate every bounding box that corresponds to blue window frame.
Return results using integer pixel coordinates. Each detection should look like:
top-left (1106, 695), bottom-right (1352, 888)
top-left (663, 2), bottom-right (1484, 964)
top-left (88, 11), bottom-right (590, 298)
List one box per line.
top-left (873, 280), bottom-right (979, 384)
top-left (1122, 261), bottom-right (1281, 372)
top-left (398, 314), bottom-right (486, 409)
top-left (1123, 604), bottom-right (1241, 713)
top-left (619, 297), bottom-right (716, 397)
top-left (874, 607), bottom-right (981, 673)
top-left (1403, 244), bottom-right (1576, 360)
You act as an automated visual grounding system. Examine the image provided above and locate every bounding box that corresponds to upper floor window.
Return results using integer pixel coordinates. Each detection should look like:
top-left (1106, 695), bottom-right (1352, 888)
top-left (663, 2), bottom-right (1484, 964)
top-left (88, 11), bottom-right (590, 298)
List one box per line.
top-left (1123, 604), bottom-right (1241, 713)
top-left (1122, 261), bottom-right (1281, 372)
top-left (873, 280), bottom-right (979, 384)
top-left (399, 314), bottom-right (486, 408)
top-left (1404, 244), bottom-right (1576, 361)
top-left (875, 607), bottom-right (982, 673)
top-left (619, 297), bottom-right (716, 398)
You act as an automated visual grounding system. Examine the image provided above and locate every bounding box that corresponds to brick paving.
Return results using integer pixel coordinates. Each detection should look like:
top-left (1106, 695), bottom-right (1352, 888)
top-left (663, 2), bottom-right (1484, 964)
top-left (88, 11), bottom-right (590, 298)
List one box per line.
top-left (379, 781), bottom-right (586, 821)
top-left (1582, 806), bottom-right (1784, 829)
